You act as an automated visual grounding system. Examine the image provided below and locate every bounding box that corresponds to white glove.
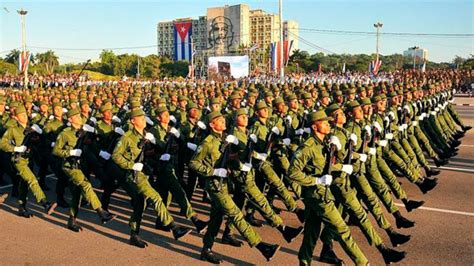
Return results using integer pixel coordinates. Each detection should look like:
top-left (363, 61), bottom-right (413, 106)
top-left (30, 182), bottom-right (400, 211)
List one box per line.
top-left (373, 121), bottom-right (382, 132)
top-left (169, 115), bottom-right (177, 124)
top-left (403, 105), bottom-right (411, 114)
top-left (388, 111), bottom-right (395, 120)
top-left (329, 135), bottom-right (342, 151)
top-left (99, 150), bottom-right (111, 160)
top-left (145, 132), bottom-right (156, 144)
top-left (82, 124), bottom-right (95, 133)
top-left (240, 163), bottom-right (252, 172)
top-left (14, 146), bottom-right (27, 153)
top-left (31, 113), bottom-right (38, 118)
top-left (145, 116), bottom-right (154, 126)
top-left (282, 138), bottom-right (291, 146)
top-left (379, 140), bottom-right (388, 147)
top-left (62, 108), bottom-right (68, 113)
top-left (89, 117), bottom-right (97, 124)
top-left (384, 116), bottom-right (391, 124)
top-left (213, 168), bottom-right (227, 178)
top-left (349, 133), bottom-right (358, 146)
top-left (430, 111), bottom-right (436, 116)
top-left (435, 107), bottom-right (440, 112)
top-left (49, 115), bottom-right (54, 120)
top-left (255, 153), bottom-right (268, 161)
top-left (295, 128), bottom-right (304, 135)
top-left (31, 124), bottom-right (43, 134)
top-left (50, 142), bottom-right (55, 148)
top-left (160, 153), bottom-right (171, 161)
top-left (225, 134), bottom-right (239, 145)
top-left (364, 125), bottom-right (372, 137)
top-left (304, 127), bottom-right (311, 134)
top-left (187, 142), bottom-right (197, 151)
top-left (285, 115), bottom-right (292, 125)
top-left (316, 174), bottom-right (333, 186)
top-left (114, 127), bottom-right (125, 135)
top-left (342, 164), bottom-right (353, 175)
top-left (132, 163), bottom-right (144, 172)
top-left (412, 121), bottom-right (418, 127)
top-left (169, 127), bottom-right (180, 138)
top-left (197, 121), bottom-right (206, 130)
top-left (112, 115), bottom-right (121, 123)
top-left (69, 149), bottom-right (82, 157)
top-left (386, 133), bottom-right (394, 140)
top-left (249, 134), bottom-right (257, 143)
top-left (271, 126), bottom-right (280, 136)
top-left (358, 153), bottom-right (368, 162)
top-left (418, 115), bottom-right (424, 121)
top-left (368, 147), bottom-right (376, 155)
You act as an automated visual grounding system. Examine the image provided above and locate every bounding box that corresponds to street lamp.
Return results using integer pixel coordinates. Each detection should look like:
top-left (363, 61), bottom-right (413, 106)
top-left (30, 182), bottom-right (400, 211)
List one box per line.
top-left (17, 8), bottom-right (28, 89)
top-left (373, 22), bottom-right (383, 62)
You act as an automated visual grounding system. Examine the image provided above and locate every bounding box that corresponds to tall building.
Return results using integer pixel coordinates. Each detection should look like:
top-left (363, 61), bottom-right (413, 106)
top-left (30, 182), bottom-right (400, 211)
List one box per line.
top-left (249, 9), bottom-right (281, 52)
top-left (403, 47), bottom-right (429, 61)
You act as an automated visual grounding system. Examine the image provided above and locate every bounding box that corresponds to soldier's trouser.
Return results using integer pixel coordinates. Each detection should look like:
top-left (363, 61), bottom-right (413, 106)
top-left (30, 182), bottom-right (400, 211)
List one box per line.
top-left (203, 186), bottom-right (262, 249)
top-left (383, 148), bottom-right (420, 183)
top-left (376, 154), bottom-right (408, 199)
top-left (365, 155), bottom-right (400, 215)
top-left (14, 159), bottom-right (47, 206)
top-left (1, 151), bottom-right (19, 193)
top-left (64, 167), bottom-right (102, 217)
top-left (233, 170), bottom-right (283, 227)
top-left (400, 137), bottom-right (424, 168)
top-left (154, 165), bottom-right (196, 219)
top-left (448, 104), bottom-right (465, 127)
top-left (134, 172), bottom-right (174, 227)
top-left (272, 153), bottom-right (302, 198)
top-left (414, 125), bottom-right (440, 159)
top-left (118, 177), bottom-right (146, 234)
top-left (32, 149), bottom-right (49, 186)
top-left (421, 120), bottom-right (450, 151)
top-left (405, 128), bottom-right (429, 167)
top-left (258, 161), bottom-right (298, 211)
top-left (298, 195), bottom-right (368, 266)
top-left (49, 155), bottom-right (69, 199)
top-left (321, 182), bottom-right (384, 247)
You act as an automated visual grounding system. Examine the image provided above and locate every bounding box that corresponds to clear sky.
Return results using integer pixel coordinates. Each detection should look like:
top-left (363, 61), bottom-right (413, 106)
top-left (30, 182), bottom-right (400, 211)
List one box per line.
top-left (1, 0), bottom-right (473, 64)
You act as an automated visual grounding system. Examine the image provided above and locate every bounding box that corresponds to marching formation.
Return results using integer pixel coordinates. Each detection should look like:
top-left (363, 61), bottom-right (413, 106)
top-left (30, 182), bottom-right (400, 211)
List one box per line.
top-left (0, 71), bottom-right (471, 265)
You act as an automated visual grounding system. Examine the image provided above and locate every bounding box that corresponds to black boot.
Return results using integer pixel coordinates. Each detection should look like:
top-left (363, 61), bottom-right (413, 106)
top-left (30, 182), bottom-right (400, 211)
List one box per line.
top-left (41, 200), bottom-right (57, 215)
top-left (462, 125), bottom-right (472, 132)
top-left (424, 166), bottom-right (440, 177)
top-left (434, 158), bottom-right (448, 167)
top-left (172, 225), bottom-right (192, 240)
top-left (386, 228), bottom-right (411, 247)
top-left (155, 219), bottom-right (172, 231)
top-left (278, 225), bottom-right (304, 243)
top-left (377, 244), bottom-right (406, 264)
top-left (191, 216), bottom-right (208, 234)
top-left (18, 206), bottom-right (33, 218)
top-left (402, 198), bottom-right (424, 212)
top-left (0, 193), bottom-right (7, 204)
top-left (200, 248), bottom-right (223, 264)
top-left (130, 232), bottom-right (148, 248)
top-left (57, 197), bottom-right (69, 208)
top-left (67, 216), bottom-right (83, 232)
top-left (96, 208), bottom-right (116, 224)
top-left (416, 178), bottom-right (437, 194)
top-left (256, 242), bottom-right (280, 262)
top-left (319, 243), bottom-right (344, 265)
top-left (222, 233), bottom-right (244, 247)
top-left (394, 211), bottom-right (415, 229)
top-left (245, 213), bottom-right (263, 227)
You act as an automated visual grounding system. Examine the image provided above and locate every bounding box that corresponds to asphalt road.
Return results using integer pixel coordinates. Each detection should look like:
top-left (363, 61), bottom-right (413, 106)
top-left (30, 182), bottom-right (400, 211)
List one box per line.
top-left (0, 101), bottom-right (473, 265)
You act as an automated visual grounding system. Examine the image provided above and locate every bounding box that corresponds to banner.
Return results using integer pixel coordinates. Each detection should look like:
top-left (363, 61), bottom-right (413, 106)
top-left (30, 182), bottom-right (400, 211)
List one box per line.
top-left (173, 21), bottom-right (192, 62)
top-left (270, 40), bottom-right (293, 71)
top-left (208, 55), bottom-right (249, 80)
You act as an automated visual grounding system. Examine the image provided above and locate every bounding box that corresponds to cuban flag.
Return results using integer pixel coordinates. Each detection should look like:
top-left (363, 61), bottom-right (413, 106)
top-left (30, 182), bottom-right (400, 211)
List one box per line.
top-left (18, 51), bottom-right (31, 73)
top-left (270, 40), bottom-right (294, 71)
top-left (173, 21), bottom-right (192, 62)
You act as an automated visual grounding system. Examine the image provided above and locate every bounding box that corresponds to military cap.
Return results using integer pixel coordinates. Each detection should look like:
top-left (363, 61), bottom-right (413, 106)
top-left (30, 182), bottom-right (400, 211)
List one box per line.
top-left (24, 96), bottom-right (33, 103)
top-left (255, 101), bottom-right (268, 111)
top-left (308, 110), bottom-right (333, 123)
top-left (236, 108), bottom-right (248, 116)
top-left (333, 90), bottom-right (343, 97)
top-left (273, 97), bottom-right (285, 105)
top-left (207, 111), bottom-right (223, 123)
top-left (372, 95), bottom-right (383, 102)
top-left (286, 94), bottom-right (297, 101)
top-left (210, 98), bottom-right (220, 105)
top-left (302, 92), bottom-right (312, 100)
top-left (100, 104), bottom-right (112, 113)
top-left (155, 106), bottom-right (168, 114)
top-left (346, 88), bottom-right (356, 95)
top-left (66, 108), bottom-right (80, 119)
top-left (325, 103), bottom-right (341, 116)
top-left (360, 98), bottom-right (372, 106)
top-left (264, 91), bottom-right (274, 98)
top-left (130, 109), bottom-right (145, 118)
top-left (130, 101), bottom-right (141, 109)
top-left (178, 95), bottom-right (188, 102)
top-left (229, 93), bottom-right (242, 100)
top-left (39, 100), bottom-right (48, 106)
top-left (52, 102), bottom-right (62, 108)
top-left (320, 91), bottom-right (330, 98)
top-left (187, 102), bottom-right (198, 111)
top-left (345, 100), bottom-right (361, 112)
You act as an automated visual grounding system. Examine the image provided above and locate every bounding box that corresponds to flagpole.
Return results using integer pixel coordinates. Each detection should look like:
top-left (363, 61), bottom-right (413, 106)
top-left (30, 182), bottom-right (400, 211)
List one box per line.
top-left (279, 0), bottom-right (284, 82)
top-left (18, 8), bottom-right (28, 89)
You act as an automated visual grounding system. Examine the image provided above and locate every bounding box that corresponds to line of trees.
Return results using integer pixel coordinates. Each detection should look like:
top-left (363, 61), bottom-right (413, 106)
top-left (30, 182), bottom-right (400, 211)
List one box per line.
top-left (1, 48), bottom-right (473, 78)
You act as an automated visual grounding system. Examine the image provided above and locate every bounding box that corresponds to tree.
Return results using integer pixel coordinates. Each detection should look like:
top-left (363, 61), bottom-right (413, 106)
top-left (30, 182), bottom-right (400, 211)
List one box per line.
top-left (4, 49), bottom-right (20, 64)
top-left (99, 50), bottom-right (118, 75)
top-left (35, 50), bottom-right (59, 74)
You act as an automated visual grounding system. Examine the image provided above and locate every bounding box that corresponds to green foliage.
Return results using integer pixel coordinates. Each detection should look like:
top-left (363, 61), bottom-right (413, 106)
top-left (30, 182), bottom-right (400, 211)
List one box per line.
top-left (0, 60), bottom-right (17, 75)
